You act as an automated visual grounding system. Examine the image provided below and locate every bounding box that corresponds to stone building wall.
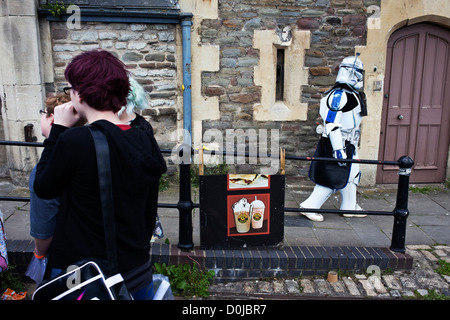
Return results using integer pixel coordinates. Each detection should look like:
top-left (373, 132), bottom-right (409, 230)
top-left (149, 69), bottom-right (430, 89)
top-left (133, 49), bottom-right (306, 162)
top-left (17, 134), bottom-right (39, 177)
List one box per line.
top-left (198, 0), bottom-right (378, 178)
top-left (43, 0), bottom-right (380, 180)
top-left (2, 0), bottom-right (449, 186)
top-left (45, 21), bottom-right (179, 147)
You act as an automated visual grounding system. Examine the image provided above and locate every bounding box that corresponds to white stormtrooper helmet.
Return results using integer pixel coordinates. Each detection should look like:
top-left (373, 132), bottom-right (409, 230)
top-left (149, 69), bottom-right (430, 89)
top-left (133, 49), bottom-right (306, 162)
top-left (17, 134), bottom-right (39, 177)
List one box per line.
top-left (336, 56), bottom-right (364, 90)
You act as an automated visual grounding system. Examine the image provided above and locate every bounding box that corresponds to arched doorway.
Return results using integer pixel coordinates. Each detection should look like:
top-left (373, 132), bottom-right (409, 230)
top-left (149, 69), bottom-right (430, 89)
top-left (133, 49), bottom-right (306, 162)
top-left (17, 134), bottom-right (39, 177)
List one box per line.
top-left (377, 23), bottom-right (450, 184)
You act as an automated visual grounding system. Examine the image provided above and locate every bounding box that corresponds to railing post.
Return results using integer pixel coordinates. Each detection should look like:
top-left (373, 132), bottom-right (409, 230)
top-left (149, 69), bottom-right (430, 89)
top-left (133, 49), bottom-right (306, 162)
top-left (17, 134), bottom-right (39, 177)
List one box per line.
top-left (177, 142), bottom-right (194, 251)
top-left (178, 162), bottom-right (194, 251)
top-left (390, 156), bottom-right (414, 253)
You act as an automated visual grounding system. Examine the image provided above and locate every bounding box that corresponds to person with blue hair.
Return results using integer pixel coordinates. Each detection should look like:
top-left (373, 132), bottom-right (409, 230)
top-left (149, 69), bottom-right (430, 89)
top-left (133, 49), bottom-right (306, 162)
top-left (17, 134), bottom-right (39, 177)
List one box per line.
top-left (118, 77), bottom-right (164, 241)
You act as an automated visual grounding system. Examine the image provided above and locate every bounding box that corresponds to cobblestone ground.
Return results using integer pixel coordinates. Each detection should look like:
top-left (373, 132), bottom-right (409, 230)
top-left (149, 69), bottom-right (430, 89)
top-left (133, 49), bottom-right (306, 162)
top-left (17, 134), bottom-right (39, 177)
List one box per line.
top-left (207, 245), bottom-right (450, 300)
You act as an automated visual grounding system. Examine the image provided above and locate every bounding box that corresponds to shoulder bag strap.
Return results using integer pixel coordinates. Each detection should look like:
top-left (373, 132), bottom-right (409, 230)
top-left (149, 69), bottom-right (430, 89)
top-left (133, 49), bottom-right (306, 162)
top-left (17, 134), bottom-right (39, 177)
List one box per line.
top-left (88, 125), bottom-right (119, 275)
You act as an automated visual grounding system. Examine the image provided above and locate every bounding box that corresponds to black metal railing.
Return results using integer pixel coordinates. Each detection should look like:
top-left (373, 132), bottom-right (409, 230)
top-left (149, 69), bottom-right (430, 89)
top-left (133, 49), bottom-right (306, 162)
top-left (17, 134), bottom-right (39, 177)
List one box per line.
top-left (0, 140), bottom-right (413, 253)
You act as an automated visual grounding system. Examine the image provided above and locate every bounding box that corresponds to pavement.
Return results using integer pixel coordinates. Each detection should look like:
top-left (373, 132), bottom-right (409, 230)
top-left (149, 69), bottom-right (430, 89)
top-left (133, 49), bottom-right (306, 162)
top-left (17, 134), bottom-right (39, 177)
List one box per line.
top-left (1, 177), bottom-right (449, 300)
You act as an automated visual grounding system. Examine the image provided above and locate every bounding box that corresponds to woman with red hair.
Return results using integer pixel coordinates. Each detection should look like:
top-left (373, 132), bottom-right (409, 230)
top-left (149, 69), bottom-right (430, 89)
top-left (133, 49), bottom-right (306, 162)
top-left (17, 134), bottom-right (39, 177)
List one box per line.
top-left (34, 50), bottom-right (167, 300)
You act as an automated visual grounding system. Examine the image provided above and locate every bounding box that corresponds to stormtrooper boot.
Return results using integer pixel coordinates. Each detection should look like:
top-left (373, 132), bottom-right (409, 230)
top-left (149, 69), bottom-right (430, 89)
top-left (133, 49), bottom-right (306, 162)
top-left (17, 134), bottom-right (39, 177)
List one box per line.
top-left (300, 206), bottom-right (324, 222)
top-left (342, 204), bottom-right (367, 218)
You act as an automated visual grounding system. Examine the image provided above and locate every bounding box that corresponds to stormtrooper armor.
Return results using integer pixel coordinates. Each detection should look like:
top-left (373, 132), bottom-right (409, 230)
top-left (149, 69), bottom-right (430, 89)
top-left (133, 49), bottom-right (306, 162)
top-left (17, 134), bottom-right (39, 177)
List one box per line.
top-left (300, 55), bottom-right (366, 222)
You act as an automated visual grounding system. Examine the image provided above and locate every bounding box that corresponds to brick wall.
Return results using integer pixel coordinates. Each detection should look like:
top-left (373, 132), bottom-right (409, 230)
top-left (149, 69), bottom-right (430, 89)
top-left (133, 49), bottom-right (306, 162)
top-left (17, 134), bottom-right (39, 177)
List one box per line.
top-left (46, 21), bottom-right (178, 146)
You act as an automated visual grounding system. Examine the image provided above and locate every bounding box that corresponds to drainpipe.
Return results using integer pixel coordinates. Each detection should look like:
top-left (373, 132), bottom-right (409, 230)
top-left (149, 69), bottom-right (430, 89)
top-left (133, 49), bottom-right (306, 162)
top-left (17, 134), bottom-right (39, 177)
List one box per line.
top-left (181, 18), bottom-right (192, 147)
top-left (177, 17), bottom-right (194, 251)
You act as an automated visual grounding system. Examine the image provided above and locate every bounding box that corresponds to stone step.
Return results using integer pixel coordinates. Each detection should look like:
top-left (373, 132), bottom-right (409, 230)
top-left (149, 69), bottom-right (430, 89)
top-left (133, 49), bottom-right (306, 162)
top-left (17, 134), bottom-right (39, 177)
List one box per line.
top-left (148, 243), bottom-right (412, 282)
top-left (6, 240), bottom-right (413, 279)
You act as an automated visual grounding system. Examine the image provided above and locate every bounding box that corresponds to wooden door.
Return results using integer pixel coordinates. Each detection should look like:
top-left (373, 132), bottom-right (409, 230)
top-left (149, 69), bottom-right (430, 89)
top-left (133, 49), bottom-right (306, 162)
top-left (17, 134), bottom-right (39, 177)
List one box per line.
top-left (377, 23), bottom-right (450, 184)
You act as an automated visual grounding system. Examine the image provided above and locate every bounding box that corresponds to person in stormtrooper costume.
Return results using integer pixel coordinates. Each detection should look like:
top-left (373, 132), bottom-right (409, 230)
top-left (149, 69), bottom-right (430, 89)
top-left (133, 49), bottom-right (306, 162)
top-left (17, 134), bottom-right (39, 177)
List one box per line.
top-left (300, 55), bottom-right (368, 222)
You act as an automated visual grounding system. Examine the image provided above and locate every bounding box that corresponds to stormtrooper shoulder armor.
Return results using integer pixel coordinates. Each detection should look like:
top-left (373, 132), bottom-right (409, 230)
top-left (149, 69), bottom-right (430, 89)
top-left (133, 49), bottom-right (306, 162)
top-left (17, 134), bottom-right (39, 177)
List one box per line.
top-left (325, 86), bottom-right (360, 113)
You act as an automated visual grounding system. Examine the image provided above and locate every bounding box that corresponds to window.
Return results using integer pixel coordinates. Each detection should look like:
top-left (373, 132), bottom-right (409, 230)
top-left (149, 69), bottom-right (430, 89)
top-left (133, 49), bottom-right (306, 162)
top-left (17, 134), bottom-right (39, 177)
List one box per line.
top-left (276, 49), bottom-right (285, 101)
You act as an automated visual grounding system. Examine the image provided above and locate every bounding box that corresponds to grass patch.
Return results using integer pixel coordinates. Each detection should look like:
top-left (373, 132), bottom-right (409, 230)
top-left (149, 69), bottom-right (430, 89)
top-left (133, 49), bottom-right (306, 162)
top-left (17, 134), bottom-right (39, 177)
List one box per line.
top-left (435, 259), bottom-right (450, 276)
top-left (158, 173), bottom-right (170, 192)
top-left (153, 262), bottom-right (215, 298)
top-left (421, 289), bottom-right (450, 300)
top-left (0, 266), bottom-right (25, 294)
top-left (409, 185), bottom-right (442, 194)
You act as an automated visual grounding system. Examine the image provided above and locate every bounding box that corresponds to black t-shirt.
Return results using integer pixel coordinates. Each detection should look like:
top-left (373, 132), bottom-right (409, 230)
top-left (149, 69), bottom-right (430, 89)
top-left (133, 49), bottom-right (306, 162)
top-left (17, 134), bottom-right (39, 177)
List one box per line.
top-left (34, 120), bottom-right (167, 274)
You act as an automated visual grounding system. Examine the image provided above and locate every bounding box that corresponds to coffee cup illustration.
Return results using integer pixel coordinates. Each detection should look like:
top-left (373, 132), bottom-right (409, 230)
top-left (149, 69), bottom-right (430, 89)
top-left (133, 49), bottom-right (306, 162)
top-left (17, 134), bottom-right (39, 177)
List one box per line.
top-left (232, 198), bottom-right (253, 233)
top-left (250, 196), bottom-right (265, 229)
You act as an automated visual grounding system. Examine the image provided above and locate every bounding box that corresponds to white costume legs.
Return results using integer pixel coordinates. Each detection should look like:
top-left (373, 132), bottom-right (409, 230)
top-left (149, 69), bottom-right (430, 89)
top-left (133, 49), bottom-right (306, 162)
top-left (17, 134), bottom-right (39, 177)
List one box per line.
top-left (339, 156), bottom-right (359, 211)
top-left (340, 157), bottom-right (366, 217)
top-left (300, 184), bottom-right (333, 222)
top-left (301, 151), bottom-right (366, 221)
top-left (339, 181), bottom-right (357, 210)
top-left (301, 184), bottom-right (333, 209)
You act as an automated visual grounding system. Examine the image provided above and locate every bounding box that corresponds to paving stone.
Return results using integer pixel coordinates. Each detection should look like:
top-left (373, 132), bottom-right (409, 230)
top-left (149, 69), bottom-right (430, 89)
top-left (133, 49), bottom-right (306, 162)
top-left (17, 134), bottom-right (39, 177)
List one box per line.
top-left (300, 279), bottom-right (315, 294)
top-left (434, 245), bottom-right (450, 253)
top-left (359, 279), bottom-right (377, 297)
top-left (416, 289), bottom-right (429, 296)
top-left (401, 290), bottom-right (415, 297)
top-left (420, 250), bottom-right (438, 262)
top-left (368, 275), bottom-right (387, 294)
top-left (243, 281), bottom-right (256, 293)
top-left (343, 277), bottom-right (361, 296)
top-left (285, 279), bottom-right (300, 294)
top-left (314, 279), bottom-right (331, 295)
top-left (406, 248), bottom-right (425, 260)
top-left (435, 250), bottom-right (447, 257)
top-left (442, 275), bottom-right (450, 284)
top-left (390, 289), bottom-right (401, 298)
top-left (222, 282), bottom-right (244, 292)
top-left (407, 245), bottom-right (432, 250)
top-left (273, 280), bottom-right (285, 293)
top-left (257, 281), bottom-right (272, 293)
top-left (382, 275), bottom-right (402, 290)
top-left (406, 249), bottom-right (435, 271)
top-left (330, 280), bottom-right (346, 293)
top-left (400, 276), bottom-right (417, 290)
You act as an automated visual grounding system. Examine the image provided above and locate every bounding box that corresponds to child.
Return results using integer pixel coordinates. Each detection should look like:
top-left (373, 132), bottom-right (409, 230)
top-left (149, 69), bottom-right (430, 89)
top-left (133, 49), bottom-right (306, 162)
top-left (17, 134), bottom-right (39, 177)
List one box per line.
top-left (29, 94), bottom-right (85, 266)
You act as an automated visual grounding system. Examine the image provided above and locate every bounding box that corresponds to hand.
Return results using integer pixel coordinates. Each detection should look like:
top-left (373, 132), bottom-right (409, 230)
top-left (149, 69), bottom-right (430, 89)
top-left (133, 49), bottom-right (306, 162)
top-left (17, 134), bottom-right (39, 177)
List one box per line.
top-left (338, 161), bottom-right (347, 167)
top-left (53, 101), bottom-right (81, 128)
top-left (333, 149), bottom-right (347, 167)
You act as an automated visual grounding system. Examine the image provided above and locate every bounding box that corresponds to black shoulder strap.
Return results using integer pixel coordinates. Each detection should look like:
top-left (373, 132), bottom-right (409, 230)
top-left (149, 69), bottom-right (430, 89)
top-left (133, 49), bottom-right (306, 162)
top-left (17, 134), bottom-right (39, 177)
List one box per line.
top-left (88, 126), bottom-right (118, 275)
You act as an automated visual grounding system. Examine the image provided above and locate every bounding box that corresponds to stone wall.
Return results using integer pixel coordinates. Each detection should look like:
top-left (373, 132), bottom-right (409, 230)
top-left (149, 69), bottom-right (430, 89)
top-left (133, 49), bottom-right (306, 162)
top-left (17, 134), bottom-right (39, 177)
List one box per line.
top-left (0, 1), bottom-right (45, 185)
top-left (45, 21), bottom-right (179, 147)
top-left (199, 0), bottom-right (379, 178)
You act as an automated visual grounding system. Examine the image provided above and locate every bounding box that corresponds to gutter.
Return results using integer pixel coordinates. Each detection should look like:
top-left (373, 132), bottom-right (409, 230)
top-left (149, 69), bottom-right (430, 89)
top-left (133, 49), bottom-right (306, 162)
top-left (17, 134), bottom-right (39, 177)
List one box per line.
top-left (38, 7), bottom-right (192, 24)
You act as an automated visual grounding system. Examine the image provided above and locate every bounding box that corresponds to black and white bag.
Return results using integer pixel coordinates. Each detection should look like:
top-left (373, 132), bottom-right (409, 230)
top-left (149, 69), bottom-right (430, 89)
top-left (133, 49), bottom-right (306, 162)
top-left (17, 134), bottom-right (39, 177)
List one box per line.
top-left (32, 260), bottom-right (131, 300)
top-left (32, 126), bottom-right (132, 300)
